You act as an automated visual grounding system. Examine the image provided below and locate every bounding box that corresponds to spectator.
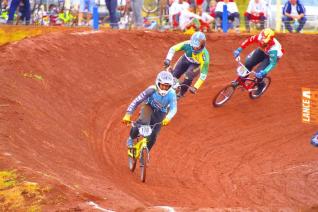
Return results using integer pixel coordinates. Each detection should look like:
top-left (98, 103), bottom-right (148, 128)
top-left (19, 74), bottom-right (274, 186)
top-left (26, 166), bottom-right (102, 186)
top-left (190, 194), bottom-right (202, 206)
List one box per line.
top-left (0, 1), bottom-right (1, 14)
top-left (70, 0), bottom-right (80, 25)
top-left (244, 0), bottom-right (267, 32)
top-left (47, 4), bottom-right (59, 25)
top-left (209, 0), bottom-right (217, 18)
top-left (197, 4), bottom-right (214, 32)
top-left (0, 0), bottom-right (9, 23)
top-left (131, 0), bottom-right (143, 29)
top-left (215, 0), bottom-right (240, 32)
top-left (71, 0), bottom-right (80, 12)
top-left (78, 0), bottom-right (95, 26)
top-left (33, 4), bottom-right (48, 25)
top-left (169, 0), bottom-right (189, 29)
top-left (7, 0), bottom-right (30, 25)
top-left (177, 4), bottom-right (213, 32)
top-left (105, 0), bottom-right (119, 28)
top-left (178, 5), bottom-right (202, 31)
top-left (201, 0), bottom-right (212, 14)
top-left (282, 0), bottom-right (306, 33)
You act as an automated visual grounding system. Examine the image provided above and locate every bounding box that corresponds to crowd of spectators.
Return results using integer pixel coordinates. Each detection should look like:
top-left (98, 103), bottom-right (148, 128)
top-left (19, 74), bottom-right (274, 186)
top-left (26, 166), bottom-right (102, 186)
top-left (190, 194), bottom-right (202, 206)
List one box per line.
top-left (0, 0), bottom-right (310, 33)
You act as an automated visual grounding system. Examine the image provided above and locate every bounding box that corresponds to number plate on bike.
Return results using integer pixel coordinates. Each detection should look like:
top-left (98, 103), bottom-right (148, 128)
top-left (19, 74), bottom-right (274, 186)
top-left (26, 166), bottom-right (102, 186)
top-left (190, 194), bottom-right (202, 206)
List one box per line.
top-left (139, 125), bottom-right (152, 137)
top-left (237, 66), bottom-right (250, 77)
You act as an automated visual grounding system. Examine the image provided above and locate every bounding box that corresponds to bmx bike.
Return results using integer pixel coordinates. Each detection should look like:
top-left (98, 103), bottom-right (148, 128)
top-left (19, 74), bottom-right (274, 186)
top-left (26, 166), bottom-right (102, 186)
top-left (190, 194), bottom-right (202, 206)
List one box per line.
top-left (127, 121), bottom-right (161, 182)
top-left (213, 57), bottom-right (271, 107)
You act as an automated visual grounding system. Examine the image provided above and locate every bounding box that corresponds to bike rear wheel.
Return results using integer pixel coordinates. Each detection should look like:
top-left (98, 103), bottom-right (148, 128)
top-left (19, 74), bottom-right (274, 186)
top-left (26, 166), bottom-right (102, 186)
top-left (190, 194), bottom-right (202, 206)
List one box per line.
top-left (249, 77), bottom-right (271, 99)
top-left (140, 147), bottom-right (148, 182)
top-left (128, 149), bottom-right (137, 172)
top-left (213, 85), bottom-right (236, 107)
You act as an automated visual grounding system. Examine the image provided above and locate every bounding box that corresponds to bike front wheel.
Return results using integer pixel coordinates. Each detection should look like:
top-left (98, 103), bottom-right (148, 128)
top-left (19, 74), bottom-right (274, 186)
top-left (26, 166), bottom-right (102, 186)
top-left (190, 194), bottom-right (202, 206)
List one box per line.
top-left (128, 149), bottom-right (137, 172)
top-left (213, 85), bottom-right (236, 107)
top-left (140, 147), bottom-right (149, 182)
top-left (249, 77), bottom-right (271, 99)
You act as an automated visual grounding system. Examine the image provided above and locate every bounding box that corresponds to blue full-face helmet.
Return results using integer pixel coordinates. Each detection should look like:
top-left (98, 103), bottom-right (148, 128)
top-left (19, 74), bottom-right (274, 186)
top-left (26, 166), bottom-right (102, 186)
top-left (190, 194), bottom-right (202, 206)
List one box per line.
top-left (190, 32), bottom-right (206, 54)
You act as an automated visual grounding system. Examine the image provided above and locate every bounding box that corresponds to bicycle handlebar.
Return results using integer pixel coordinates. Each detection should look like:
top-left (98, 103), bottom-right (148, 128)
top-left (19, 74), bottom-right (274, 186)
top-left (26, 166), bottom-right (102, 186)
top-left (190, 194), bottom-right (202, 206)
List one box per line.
top-left (235, 56), bottom-right (255, 76)
top-left (165, 66), bottom-right (195, 90)
top-left (173, 77), bottom-right (194, 90)
top-left (131, 121), bottom-right (162, 128)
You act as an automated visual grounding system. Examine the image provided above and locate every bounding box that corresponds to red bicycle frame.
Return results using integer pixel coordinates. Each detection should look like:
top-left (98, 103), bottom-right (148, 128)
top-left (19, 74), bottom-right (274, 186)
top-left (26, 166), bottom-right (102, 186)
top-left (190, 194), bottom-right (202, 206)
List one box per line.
top-left (234, 76), bottom-right (258, 91)
top-left (233, 57), bottom-right (258, 92)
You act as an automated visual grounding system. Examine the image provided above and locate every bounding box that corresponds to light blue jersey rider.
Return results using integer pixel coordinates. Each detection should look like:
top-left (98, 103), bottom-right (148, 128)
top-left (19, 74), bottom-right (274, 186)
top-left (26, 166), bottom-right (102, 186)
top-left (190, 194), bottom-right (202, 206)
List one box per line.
top-left (123, 71), bottom-right (177, 151)
top-left (127, 85), bottom-right (177, 120)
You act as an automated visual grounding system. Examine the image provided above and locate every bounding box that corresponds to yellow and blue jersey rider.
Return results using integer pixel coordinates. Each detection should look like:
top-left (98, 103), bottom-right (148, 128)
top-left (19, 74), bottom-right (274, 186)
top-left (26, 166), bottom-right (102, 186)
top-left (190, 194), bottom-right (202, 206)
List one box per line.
top-left (164, 31), bottom-right (210, 98)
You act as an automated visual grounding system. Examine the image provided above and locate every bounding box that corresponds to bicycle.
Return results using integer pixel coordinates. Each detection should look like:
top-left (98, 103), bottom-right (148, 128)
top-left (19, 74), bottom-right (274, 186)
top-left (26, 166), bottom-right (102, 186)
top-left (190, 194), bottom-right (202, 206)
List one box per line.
top-left (127, 121), bottom-right (161, 182)
top-left (213, 57), bottom-right (271, 107)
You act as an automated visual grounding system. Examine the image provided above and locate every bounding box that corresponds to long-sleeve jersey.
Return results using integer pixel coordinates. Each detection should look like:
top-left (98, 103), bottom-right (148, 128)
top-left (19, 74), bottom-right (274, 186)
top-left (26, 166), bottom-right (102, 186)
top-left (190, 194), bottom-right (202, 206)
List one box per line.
top-left (127, 85), bottom-right (177, 120)
top-left (165, 41), bottom-right (210, 89)
top-left (240, 35), bottom-right (284, 74)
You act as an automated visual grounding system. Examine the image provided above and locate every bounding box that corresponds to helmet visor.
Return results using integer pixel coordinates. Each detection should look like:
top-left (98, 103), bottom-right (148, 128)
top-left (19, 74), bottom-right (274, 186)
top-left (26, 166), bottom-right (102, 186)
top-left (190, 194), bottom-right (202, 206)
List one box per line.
top-left (159, 83), bottom-right (172, 91)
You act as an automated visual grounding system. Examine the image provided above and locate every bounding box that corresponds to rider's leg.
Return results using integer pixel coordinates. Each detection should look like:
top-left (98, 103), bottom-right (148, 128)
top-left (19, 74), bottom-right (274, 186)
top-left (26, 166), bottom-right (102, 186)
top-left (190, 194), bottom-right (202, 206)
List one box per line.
top-left (244, 49), bottom-right (267, 92)
top-left (172, 55), bottom-right (191, 79)
top-left (128, 104), bottom-right (153, 147)
top-left (245, 48), bottom-right (266, 71)
top-left (146, 110), bottom-right (165, 151)
top-left (254, 57), bottom-right (271, 94)
top-left (179, 65), bottom-right (200, 96)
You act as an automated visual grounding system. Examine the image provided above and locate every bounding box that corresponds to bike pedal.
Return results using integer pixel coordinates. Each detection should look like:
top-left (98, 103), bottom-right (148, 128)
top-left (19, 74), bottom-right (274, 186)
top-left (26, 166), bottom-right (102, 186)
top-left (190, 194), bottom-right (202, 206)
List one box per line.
top-left (231, 81), bottom-right (239, 87)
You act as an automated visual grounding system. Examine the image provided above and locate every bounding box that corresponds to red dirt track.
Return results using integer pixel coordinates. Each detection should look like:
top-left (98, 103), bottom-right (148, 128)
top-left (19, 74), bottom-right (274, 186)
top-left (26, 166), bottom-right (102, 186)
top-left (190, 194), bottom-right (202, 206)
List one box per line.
top-left (1, 30), bottom-right (318, 211)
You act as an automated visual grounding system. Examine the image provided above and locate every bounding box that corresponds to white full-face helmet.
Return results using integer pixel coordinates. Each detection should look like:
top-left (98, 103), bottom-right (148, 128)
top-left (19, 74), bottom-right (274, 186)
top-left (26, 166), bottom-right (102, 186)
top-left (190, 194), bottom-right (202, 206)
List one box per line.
top-left (155, 71), bottom-right (174, 96)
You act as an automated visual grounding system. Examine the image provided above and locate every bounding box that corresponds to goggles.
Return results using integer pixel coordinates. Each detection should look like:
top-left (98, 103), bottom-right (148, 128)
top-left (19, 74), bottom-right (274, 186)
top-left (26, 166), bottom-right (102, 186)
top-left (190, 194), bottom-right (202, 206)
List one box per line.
top-left (159, 83), bottom-right (172, 91)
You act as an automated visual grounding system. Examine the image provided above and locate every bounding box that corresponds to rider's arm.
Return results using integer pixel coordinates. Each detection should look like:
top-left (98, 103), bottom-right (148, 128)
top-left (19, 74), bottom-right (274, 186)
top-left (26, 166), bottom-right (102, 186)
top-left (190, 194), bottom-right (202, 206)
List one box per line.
top-left (263, 50), bottom-right (278, 74)
top-left (193, 50), bottom-right (210, 90)
top-left (127, 86), bottom-right (156, 115)
top-left (240, 35), bottom-right (258, 49)
top-left (165, 41), bottom-right (187, 61)
top-left (165, 92), bottom-right (177, 120)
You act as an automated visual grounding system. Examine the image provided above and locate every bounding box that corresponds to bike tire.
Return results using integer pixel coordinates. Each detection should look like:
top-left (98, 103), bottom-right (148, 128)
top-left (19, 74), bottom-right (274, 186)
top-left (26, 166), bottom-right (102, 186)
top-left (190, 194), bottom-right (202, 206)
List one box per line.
top-left (128, 149), bottom-right (137, 172)
top-left (212, 85), bottom-right (236, 107)
top-left (140, 148), bottom-right (148, 182)
top-left (249, 77), bottom-right (271, 99)
top-left (142, 0), bottom-right (158, 13)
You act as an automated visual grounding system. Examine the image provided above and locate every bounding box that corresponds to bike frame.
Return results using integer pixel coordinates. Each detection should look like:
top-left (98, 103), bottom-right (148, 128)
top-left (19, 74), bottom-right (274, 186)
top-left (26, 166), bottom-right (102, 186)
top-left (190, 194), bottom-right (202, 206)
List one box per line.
top-left (234, 57), bottom-right (258, 91)
top-left (127, 122), bottom-right (161, 160)
top-left (128, 137), bottom-right (148, 160)
top-left (234, 76), bottom-right (257, 91)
